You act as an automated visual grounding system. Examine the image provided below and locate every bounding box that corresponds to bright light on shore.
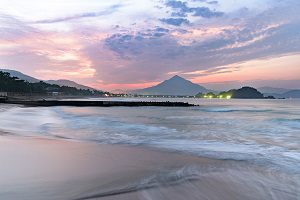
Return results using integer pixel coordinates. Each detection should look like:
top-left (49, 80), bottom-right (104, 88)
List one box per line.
top-left (226, 95), bottom-right (231, 99)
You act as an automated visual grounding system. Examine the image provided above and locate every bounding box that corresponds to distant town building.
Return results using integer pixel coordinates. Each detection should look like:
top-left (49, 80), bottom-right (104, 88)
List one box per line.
top-left (0, 92), bottom-right (8, 97)
top-left (0, 92), bottom-right (8, 100)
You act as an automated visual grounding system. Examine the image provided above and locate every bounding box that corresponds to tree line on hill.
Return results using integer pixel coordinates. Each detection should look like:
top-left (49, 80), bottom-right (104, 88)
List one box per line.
top-left (0, 71), bottom-right (106, 96)
top-left (196, 87), bottom-right (276, 99)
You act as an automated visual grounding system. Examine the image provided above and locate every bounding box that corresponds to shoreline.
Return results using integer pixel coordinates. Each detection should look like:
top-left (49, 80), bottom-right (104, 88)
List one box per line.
top-left (0, 135), bottom-right (219, 200)
top-left (1, 132), bottom-right (299, 199)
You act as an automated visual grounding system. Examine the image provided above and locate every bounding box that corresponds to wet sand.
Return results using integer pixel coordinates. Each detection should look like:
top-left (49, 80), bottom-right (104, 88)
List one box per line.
top-left (0, 135), bottom-right (220, 200)
top-left (1, 135), bottom-right (299, 200)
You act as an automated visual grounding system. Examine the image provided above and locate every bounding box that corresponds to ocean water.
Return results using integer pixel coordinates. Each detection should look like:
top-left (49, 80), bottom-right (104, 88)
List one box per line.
top-left (0, 98), bottom-right (299, 199)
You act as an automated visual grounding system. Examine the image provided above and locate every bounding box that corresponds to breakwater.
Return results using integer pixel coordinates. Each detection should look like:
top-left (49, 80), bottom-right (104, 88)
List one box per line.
top-left (1, 100), bottom-right (196, 107)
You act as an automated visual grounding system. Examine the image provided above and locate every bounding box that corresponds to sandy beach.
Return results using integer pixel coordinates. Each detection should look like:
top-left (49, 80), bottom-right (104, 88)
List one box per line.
top-left (0, 135), bottom-right (220, 200)
top-left (1, 134), bottom-right (298, 200)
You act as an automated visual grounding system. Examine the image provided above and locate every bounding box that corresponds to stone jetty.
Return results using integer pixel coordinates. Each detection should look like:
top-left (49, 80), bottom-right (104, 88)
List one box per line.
top-left (0, 100), bottom-right (197, 107)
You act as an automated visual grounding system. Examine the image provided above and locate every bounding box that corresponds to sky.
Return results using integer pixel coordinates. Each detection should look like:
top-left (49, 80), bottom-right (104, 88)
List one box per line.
top-left (0, 0), bottom-right (299, 91)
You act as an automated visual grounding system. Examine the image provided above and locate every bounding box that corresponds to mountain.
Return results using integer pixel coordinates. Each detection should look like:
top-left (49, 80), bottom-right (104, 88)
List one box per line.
top-left (46, 80), bottom-right (95, 91)
top-left (258, 87), bottom-right (291, 94)
top-left (0, 69), bottom-right (39, 83)
top-left (262, 90), bottom-right (300, 98)
top-left (282, 90), bottom-right (300, 98)
top-left (262, 93), bottom-right (284, 99)
top-left (131, 75), bottom-right (209, 95)
top-left (253, 87), bottom-right (300, 98)
top-left (232, 87), bottom-right (264, 99)
top-left (0, 69), bottom-right (98, 91)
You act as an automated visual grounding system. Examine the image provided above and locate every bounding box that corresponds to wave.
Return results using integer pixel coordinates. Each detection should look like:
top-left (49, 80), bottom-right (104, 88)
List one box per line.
top-left (271, 118), bottom-right (300, 129)
top-left (0, 107), bottom-right (63, 137)
top-left (201, 107), bottom-right (273, 113)
top-left (72, 164), bottom-right (235, 200)
top-left (72, 164), bottom-right (300, 200)
top-left (72, 166), bottom-right (202, 200)
top-left (1, 106), bottom-right (299, 176)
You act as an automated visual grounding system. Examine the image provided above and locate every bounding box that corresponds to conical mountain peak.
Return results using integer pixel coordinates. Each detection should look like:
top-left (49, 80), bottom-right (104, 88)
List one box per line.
top-left (131, 75), bottom-right (209, 95)
top-left (172, 75), bottom-right (181, 78)
top-left (169, 75), bottom-right (186, 81)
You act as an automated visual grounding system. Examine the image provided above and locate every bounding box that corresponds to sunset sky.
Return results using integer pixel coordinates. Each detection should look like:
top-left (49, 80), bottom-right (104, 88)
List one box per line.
top-left (0, 0), bottom-right (299, 91)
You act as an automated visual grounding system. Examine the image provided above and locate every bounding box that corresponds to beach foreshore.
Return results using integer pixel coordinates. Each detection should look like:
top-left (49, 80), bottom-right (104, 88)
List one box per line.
top-left (1, 134), bottom-right (299, 200)
top-left (0, 134), bottom-right (220, 200)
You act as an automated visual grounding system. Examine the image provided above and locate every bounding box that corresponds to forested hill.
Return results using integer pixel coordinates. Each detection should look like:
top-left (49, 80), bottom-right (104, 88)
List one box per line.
top-left (0, 71), bottom-right (104, 95)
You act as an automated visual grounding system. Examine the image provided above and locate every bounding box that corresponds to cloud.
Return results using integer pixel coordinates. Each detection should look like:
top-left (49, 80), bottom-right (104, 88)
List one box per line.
top-left (0, 14), bottom-right (97, 80)
top-left (153, 32), bottom-right (166, 37)
top-left (159, 18), bottom-right (190, 26)
top-left (192, 7), bottom-right (223, 17)
top-left (207, 1), bottom-right (218, 5)
top-left (166, 0), bottom-right (188, 9)
top-left (104, 29), bottom-right (181, 59)
top-left (165, 0), bottom-right (224, 18)
top-left (101, 19), bottom-right (300, 84)
top-left (34, 4), bottom-right (123, 24)
top-left (171, 12), bottom-right (188, 17)
top-left (191, 0), bottom-right (218, 3)
top-left (155, 27), bottom-right (170, 32)
top-left (1, 0), bottom-right (300, 89)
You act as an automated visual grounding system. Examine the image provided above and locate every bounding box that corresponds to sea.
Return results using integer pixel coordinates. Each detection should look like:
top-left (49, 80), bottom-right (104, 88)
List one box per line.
top-left (0, 98), bottom-right (299, 199)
